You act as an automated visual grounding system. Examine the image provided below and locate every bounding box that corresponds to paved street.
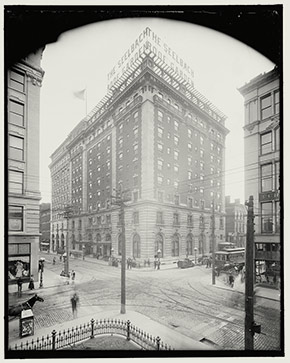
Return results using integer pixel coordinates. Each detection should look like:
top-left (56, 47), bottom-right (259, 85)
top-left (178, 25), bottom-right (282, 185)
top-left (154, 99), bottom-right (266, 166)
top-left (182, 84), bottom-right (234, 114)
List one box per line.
top-left (8, 254), bottom-right (281, 351)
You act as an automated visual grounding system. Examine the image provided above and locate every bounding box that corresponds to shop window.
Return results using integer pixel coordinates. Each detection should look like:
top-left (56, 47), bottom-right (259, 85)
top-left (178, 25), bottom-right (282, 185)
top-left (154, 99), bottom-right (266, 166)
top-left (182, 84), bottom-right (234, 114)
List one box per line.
top-left (8, 243), bottom-right (31, 281)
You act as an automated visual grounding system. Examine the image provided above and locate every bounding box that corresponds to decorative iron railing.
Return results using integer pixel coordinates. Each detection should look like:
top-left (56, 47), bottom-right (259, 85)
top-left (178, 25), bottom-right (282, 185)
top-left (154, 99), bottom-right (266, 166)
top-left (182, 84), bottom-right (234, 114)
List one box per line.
top-left (9, 318), bottom-right (173, 351)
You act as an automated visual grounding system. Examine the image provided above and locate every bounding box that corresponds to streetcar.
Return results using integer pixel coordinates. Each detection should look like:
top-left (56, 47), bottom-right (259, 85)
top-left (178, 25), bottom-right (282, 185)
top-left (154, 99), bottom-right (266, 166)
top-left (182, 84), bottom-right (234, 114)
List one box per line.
top-left (214, 247), bottom-right (245, 273)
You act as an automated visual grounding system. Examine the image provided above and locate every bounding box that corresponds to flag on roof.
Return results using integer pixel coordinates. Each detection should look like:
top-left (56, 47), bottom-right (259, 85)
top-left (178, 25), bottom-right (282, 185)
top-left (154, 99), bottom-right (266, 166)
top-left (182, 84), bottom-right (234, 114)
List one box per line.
top-left (73, 88), bottom-right (86, 101)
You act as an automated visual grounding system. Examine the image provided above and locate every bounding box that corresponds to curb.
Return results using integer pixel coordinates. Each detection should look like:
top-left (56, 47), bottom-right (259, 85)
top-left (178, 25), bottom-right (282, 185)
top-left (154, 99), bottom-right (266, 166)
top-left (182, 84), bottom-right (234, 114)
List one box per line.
top-left (213, 284), bottom-right (280, 302)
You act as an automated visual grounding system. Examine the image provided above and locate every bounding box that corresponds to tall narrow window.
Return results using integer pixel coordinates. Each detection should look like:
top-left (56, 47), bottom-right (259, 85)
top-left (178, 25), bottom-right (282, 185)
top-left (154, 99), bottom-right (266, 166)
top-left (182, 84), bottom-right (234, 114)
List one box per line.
top-left (9, 135), bottom-right (24, 160)
top-left (261, 94), bottom-right (272, 120)
top-left (274, 90), bottom-right (280, 114)
top-left (261, 202), bottom-right (273, 233)
top-left (10, 70), bottom-right (25, 92)
top-left (9, 100), bottom-right (25, 127)
top-left (9, 170), bottom-right (24, 194)
top-left (261, 164), bottom-right (272, 192)
top-left (261, 132), bottom-right (272, 155)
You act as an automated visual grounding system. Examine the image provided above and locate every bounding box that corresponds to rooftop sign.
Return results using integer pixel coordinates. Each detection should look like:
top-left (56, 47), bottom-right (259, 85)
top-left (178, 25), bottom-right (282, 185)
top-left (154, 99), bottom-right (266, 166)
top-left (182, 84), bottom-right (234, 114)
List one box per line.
top-left (107, 27), bottom-right (194, 90)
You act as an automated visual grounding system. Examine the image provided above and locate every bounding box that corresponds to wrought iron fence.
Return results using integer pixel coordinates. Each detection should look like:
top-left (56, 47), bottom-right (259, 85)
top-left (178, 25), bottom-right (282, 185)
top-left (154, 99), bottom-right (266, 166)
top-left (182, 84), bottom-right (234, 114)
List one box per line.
top-left (9, 318), bottom-right (173, 351)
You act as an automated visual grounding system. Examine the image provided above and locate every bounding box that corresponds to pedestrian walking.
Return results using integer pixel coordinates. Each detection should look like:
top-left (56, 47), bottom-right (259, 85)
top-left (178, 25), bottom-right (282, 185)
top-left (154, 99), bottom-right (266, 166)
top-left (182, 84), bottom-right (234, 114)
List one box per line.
top-left (229, 274), bottom-right (235, 288)
top-left (53, 257), bottom-right (56, 265)
top-left (70, 292), bottom-right (79, 318)
top-left (71, 270), bottom-right (76, 284)
top-left (17, 277), bottom-right (23, 297)
top-left (28, 274), bottom-right (35, 290)
top-left (157, 258), bottom-right (161, 270)
top-left (60, 254), bottom-right (62, 261)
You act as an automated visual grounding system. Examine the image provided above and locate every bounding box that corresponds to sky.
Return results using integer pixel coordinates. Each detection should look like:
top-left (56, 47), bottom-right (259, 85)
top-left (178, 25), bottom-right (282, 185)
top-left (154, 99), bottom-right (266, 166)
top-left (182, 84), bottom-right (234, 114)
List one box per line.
top-left (39, 17), bottom-right (274, 204)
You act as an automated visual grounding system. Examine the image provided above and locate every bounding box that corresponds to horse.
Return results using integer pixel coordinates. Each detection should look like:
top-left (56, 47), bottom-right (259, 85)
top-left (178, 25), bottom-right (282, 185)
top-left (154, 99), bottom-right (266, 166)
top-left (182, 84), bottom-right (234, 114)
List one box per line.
top-left (8, 294), bottom-right (44, 317)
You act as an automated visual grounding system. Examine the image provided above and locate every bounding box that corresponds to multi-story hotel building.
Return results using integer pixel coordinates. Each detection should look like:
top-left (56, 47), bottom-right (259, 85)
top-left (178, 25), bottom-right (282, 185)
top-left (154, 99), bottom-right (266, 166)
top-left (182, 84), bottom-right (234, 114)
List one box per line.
top-left (238, 66), bottom-right (280, 283)
top-left (8, 50), bottom-right (45, 288)
top-left (225, 196), bottom-right (247, 247)
top-left (50, 28), bottom-right (229, 261)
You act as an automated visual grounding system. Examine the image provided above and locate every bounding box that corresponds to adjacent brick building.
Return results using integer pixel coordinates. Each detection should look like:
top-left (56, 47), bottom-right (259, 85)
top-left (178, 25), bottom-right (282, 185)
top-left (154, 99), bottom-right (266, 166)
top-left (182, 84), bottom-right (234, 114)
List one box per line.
top-left (238, 66), bottom-right (280, 283)
top-left (8, 50), bottom-right (45, 288)
top-left (50, 29), bottom-right (229, 261)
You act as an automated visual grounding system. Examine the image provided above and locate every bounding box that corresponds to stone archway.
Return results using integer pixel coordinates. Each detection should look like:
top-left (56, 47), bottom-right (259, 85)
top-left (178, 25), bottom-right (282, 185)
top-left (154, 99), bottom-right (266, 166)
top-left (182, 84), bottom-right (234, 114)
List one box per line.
top-left (186, 233), bottom-right (193, 256)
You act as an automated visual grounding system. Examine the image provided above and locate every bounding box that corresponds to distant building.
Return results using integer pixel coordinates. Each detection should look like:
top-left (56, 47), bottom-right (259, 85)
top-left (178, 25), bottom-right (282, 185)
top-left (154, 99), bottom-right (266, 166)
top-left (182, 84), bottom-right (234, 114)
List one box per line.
top-left (7, 50), bottom-right (45, 288)
top-left (238, 66), bottom-right (280, 284)
top-left (40, 203), bottom-right (51, 251)
top-left (49, 28), bottom-right (229, 261)
top-left (225, 196), bottom-right (247, 247)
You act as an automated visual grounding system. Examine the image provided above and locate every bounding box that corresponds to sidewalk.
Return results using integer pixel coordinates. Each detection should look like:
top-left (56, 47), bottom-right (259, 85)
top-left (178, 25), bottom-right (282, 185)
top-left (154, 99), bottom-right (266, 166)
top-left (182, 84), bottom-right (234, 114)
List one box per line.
top-left (9, 306), bottom-right (213, 350)
top-left (213, 274), bottom-right (280, 302)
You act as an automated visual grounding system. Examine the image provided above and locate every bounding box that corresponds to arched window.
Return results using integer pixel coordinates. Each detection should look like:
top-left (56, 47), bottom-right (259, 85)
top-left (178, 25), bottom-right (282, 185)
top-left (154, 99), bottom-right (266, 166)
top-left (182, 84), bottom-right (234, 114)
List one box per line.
top-left (172, 233), bottom-right (179, 257)
top-left (133, 233), bottom-right (141, 258)
top-left (118, 234), bottom-right (122, 256)
top-left (186, 234), bottom-right (193, 255)
top-left (199, 234), bottom-right (204, 255)
top-left (56, 234), bottom-right (59, 250)
top-left (106, 233), bottom-right (111, 242)
top-left (78, 233), bottom-right (82, 242)
top-left (155, 233), bottom-right (164, 258)
top-left (88, 233), bottom-right (92, 242)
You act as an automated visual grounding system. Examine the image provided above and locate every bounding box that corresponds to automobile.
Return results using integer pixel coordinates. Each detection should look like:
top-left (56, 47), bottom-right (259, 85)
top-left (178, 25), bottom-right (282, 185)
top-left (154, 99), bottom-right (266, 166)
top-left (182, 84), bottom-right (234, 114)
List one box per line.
top-left (177, 258), bottom-right (195, 269)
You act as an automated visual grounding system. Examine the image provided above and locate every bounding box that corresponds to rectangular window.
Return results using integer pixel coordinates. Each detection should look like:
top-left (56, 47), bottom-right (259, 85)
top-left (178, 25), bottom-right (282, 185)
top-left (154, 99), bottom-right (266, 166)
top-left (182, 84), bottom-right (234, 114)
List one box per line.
top-left (188, 197), bottom-right (193, 208)
top-left (261, 132), bottom-right (272, 155)
top-left (274, 90), bottom-right (279, 114)
top-left (174, 195), bottom-right (180, 205)
top-left (9, 205), bottom-right (23, 231)
top-left (133, 175), bottom-right (138, 187)
top-left (188, 129), bottom-right (192, 138)
top-left (158, 191), bottom-right (164, 203)
top-left (157, 159), bottom-right (163, 170)
top-left (156, 211), bottom-right (163, 224)
top-left (158, 110), bottom-right (163, 122)
top-left (174, 150), bottom-right (179, 160)
top-left (188, 156), bottom-right (192, 166)
top-left (275, 127), bottom-right (280, 151)
top-left (133, 211), bottom-right (139, 224)
top-left (188, 143), bottom-right (192, 151)
top-left (261, 164), bottom-right (272, 192)
top-left (261, 94), bottom-right (272, 120)
top-left (188, 171), bottom-right (192, 180)
top-left (174, 120), bottom-right (179, 131)
top-left (157, 175), bottom-right (163, 185)
top-left (9, 170), bottom-right (23, 194)
top-left (173, 212), bottom-right (179, 224)
top-left (10, 70), bottom-right (25, 92)
top-left (9, 135), bottom-right (24, 160)
top-left (275, 162), bottom-right (280, 190)
top-left (158, 127), bottom-right (163, 138)
top-left (275, 201), bottom-right (280, 233)
top-left (157, 143), bottom-right (163, 152)
top-left (261, 202), bottom-right (273, 233)
top-left (174, 135), bottom-right (179, 146)
top-left (9, 100), bottom-right (25, 127)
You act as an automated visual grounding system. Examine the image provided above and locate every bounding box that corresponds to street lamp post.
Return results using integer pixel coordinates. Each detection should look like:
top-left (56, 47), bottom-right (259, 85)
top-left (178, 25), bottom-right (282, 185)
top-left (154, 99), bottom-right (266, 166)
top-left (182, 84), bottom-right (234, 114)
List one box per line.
top-left (39, 258), bottom-right (45, 288)
top-left (194, 247), bottom-right (197, 265)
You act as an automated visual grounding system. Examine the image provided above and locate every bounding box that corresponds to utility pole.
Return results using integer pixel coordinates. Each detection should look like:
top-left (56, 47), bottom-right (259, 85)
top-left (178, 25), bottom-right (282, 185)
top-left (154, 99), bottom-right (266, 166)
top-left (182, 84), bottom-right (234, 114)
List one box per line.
top-left (245, 196), bottom-right (261, 350)
top-left (211, 200), bottom-right (216, 285)
top-left (111, 189), bottom-right (131, 314)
